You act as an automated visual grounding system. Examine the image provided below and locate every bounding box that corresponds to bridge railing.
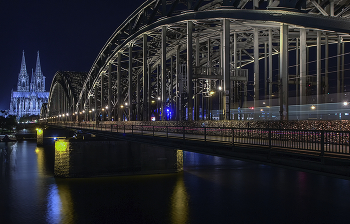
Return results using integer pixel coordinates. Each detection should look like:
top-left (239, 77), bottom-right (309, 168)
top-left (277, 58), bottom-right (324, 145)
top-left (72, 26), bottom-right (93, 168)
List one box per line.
top-left (61, 123), bottom-right (350, 157)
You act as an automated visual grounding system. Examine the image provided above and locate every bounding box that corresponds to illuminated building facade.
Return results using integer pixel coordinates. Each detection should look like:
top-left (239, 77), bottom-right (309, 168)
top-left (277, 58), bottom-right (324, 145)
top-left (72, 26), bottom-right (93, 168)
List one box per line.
top-left (9, 51), bottom-right (49, 119)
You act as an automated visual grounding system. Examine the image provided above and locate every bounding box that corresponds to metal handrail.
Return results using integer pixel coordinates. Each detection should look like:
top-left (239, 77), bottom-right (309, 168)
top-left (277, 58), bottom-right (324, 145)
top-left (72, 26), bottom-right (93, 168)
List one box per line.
top-left (59, 122), bottom-right (350, 157)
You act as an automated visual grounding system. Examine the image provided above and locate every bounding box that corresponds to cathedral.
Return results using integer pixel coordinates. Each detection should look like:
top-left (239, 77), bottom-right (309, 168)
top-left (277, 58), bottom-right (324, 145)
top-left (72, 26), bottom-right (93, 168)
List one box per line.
top-left (9, 51), bottom-right (49, 119)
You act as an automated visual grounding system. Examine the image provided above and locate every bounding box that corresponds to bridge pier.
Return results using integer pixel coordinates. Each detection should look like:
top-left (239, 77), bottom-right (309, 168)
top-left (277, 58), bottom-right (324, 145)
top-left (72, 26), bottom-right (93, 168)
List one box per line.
top-left (54, 139), bottom-right (183, 178)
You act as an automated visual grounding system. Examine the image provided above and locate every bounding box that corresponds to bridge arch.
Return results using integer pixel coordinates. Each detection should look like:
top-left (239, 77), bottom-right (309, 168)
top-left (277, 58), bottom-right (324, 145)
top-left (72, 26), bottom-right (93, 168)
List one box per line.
top-left (53, 0), bottom-right (350, 122)
top-left (47, 71), bottom-right (87, 121)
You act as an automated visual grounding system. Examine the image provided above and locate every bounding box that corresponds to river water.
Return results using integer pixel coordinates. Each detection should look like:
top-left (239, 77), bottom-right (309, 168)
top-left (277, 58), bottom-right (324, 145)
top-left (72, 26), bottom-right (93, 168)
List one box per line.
top-left (1, 141), bottom-right (350, 223)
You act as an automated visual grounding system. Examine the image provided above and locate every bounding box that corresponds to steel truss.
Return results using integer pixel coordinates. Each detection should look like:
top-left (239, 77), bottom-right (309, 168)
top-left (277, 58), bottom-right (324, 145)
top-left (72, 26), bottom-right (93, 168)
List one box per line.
top-left (51, 0), bottom-right (350, 121)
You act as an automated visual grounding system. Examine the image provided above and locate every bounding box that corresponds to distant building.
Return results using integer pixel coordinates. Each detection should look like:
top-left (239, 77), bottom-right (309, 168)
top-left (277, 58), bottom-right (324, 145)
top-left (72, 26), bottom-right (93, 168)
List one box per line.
top-left (9, 51), bottom-right (49, 119)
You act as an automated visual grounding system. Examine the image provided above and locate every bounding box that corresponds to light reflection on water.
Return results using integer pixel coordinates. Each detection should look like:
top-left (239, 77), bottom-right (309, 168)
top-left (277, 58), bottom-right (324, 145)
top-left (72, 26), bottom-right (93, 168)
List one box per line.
top-left (170, 173), bottom-right (189, 224)
top-left (46, 184), bottom-right (62, 224)
top-left (2, 141), bottom-right (350, 223)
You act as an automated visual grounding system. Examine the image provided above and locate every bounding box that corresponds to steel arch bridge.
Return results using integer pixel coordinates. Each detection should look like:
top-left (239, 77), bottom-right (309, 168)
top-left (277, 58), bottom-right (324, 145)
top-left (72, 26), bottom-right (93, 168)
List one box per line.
top-left (45, 0), bottom-right (350, 122)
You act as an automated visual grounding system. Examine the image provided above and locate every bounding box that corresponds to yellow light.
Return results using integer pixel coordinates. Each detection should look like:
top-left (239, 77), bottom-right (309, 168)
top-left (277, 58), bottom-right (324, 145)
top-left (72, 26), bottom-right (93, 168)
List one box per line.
top-left (151, 100), bottom-right (155, 104)
top-left (218, 86), bottom-right (222, 91)
top-left (121, 105), bottom-right (124, 108)
top-left (209, 91), bottom-right (215, 95)
top-left (89, 110), bottom-right (92, 113)
top-left (102, 108), bottom-right (105, 111)
top-left (35, 148), bottom-right (39, 154)
top-left (56, 141), bottom-right (68, 152)
top-left (37, 128), bottom-right (43, 135)
top-left (311, 105), bottom-right (316, 110)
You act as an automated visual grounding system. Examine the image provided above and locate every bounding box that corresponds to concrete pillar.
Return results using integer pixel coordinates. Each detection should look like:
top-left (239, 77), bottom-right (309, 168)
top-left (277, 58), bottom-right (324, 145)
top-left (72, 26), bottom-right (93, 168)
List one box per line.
top-left (187, 21), bottom-right (193, 120)
top-left (279, 23), bottom-right (289, 120)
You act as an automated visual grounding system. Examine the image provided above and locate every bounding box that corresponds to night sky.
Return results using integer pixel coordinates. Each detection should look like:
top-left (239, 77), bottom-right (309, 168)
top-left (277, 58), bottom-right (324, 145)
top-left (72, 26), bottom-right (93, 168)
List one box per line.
top-left (0, 0), bottom-right (145, 110)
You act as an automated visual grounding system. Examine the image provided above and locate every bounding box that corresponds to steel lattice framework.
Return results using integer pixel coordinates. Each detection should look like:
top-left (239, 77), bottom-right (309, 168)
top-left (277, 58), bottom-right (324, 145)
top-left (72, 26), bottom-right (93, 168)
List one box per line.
top-left (47, 0), bottom-right (350, 121)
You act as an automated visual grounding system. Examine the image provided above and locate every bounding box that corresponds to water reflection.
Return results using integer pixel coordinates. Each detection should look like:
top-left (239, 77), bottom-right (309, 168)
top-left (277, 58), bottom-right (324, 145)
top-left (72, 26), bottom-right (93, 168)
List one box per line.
top-left (46, 184), bottom-right (62, 224)
top-left (2, 142), bottom-right (350, 223)
top-left (171, 172), bottom-right (189, 224)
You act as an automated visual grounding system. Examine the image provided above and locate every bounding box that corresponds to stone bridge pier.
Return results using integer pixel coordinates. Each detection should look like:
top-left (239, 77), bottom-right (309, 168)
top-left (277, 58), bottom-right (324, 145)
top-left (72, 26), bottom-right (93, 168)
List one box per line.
top-left (37, 127), bottom-right (183, 178)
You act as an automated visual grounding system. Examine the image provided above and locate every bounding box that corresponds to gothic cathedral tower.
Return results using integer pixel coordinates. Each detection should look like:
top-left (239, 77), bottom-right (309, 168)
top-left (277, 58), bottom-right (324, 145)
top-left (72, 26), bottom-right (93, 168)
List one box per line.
top-left (30, 51), bottom-right (45, 92)
top-left (17, 51), bottom-right (29, 91)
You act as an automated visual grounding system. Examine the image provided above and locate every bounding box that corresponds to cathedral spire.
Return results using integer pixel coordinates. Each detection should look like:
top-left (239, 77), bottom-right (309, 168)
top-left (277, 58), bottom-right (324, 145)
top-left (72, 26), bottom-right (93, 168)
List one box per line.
top-left (17, 50), bottom-right (29, 91)
top-left (20, 50), bottom-right (27, 76)
top-left (35, 51), bottom-right (42, 77)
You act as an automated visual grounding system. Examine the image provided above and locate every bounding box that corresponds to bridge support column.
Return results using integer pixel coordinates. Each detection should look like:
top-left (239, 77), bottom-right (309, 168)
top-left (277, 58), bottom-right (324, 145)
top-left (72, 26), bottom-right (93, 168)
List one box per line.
top-left (94, 87), bottom-right (98, 122)
top-left (254, 27), bottom-right (259, 119)
top-left (108, 63), bottom-right (112, 121)
top-left (316, 31), bottom-right (321, 120)
top-left (195, 37), bottom-right (200, 121)
top-left (187, 21), bottom-right (193, 121)
top-left (337, 36), bottom-right (341, 100)
top-left (143, 34), bottom-right (149, 121)
top-left (117, 52), bottom-right (122, 121)
top-left (176, 46), bottom-right (182, 121)
top-left (128, 45), bottom-right (133, 121)
top-left (233, 32), bottom-right (238, 120)
top-left (161, 26), bottom-right (167, 121)
top-left (279, 23), bottom-right (288, 120)
top-left (222, 19), bottom-right (230, 120)
top-left (325, 33), bottom-right (329, 99)
top-left (269, 29), bottom-right (273, 118)
top-left (207, 38), bottom-right (211, 120)
top-left (300, 28), bottom-right (307, 119)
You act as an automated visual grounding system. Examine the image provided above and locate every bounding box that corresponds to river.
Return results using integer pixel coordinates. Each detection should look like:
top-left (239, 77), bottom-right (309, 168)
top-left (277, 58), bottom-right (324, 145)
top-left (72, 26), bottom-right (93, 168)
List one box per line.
top-left (1, 141), bottom-right (350, 223)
